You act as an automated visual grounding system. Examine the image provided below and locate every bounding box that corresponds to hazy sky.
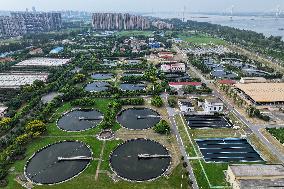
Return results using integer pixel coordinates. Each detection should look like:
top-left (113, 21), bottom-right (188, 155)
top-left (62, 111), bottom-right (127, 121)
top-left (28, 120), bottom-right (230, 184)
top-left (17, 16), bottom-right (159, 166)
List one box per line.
top-left (1, 0), bottom-right (284, 13)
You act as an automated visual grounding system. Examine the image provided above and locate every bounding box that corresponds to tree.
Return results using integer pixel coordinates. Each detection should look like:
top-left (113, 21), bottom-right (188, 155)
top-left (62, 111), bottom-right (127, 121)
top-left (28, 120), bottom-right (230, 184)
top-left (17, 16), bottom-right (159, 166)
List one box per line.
top-left (168, 96), bottom-right (177, 108)
top-left (72, 73), bottom-right (86, 84)
top-left (15, 133), bottom-right (31, 145)
top-left (151, 96), bottom-right (164, 107)
top-left (25, 120), bottom-right (46, 136)
top-left (153, 120), bottom-right (171, 134)
top-left (0, 118), bottom-right (12, 131)
top-left (183, 85), bottom-right (195, 94)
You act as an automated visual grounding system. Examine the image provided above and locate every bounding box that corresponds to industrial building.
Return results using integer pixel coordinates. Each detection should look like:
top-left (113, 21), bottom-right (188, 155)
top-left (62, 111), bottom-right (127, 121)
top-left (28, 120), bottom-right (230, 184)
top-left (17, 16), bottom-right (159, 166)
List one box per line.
top-left (203, 98), bottom-right (224, 113)
top-left (226, 164), bottom-right (284, 189)
top-left (14, 58), bottom-right (71, 67)
top-left (0, 73), bottom-right (48, 89)
top-left (239, 77), bottom-right (267, 84)
top-left (234, 82), bottom-right (284, 106)
top-left (178, 100), bottom-right (195, 113)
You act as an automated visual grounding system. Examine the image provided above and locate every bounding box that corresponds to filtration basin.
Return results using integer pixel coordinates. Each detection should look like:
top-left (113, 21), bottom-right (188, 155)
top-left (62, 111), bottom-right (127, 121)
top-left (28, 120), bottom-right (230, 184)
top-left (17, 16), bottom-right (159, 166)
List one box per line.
top-left (185, 115), bottom-right (233, 129)
top-left (91, 73), bottom-right (114, 80)
top-left (119, 83), bottom-right (145, 91)
top-left (196, 138), bottom-right (263, 163)
top-left (85, 81), bottom-right (110, 92)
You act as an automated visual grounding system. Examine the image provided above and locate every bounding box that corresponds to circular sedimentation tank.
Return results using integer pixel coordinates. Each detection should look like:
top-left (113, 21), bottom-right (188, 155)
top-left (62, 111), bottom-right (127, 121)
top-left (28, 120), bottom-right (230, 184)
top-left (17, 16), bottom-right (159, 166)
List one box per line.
top-left (85, 81), bottom-right (110, 92)
top-left (91, 73), bottom-right (114, 80)
top-left (117, 108), bottom-right (161, 130)
top-left (119, 82), bottom-right (145, 91)
top-left (57, 109), bottom-right (103, 131)
top-left (25, 141), bottom-right (92, 185)
top-left (110, 138), bottom-right (171, 182)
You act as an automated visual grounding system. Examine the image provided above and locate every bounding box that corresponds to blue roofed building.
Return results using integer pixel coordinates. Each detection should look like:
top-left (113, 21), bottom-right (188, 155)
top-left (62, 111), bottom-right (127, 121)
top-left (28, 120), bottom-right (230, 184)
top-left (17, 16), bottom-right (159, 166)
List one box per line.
top-left (50, 47), bottom-right (64, 54)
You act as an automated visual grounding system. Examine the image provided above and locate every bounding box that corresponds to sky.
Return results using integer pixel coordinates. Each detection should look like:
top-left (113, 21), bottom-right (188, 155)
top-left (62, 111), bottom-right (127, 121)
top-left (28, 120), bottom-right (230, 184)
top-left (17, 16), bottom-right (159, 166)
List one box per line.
top-left (0, 0), bottom-right (284, 13)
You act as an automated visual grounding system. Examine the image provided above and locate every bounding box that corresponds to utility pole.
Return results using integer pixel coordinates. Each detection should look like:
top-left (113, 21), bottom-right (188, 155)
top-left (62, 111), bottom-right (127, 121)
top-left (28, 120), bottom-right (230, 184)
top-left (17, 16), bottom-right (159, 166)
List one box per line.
top-left (183, 6), bottom-right (186, 22)
top-left (230, 5), bottom-right (234, 21)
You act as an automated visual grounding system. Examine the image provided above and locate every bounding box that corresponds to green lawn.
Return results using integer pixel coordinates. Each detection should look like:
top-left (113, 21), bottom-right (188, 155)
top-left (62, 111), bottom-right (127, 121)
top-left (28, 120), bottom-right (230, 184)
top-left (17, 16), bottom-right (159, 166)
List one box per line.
top-left (267, 128), bottom-right (284, 144)
top-left (5, 98), bottom-right (189, 189)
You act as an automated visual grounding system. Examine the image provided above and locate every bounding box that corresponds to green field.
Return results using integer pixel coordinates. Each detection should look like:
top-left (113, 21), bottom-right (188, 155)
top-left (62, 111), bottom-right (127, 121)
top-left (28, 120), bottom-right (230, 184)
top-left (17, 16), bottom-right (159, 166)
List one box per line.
top-left (117, 30), bottom-right (154, 37)
top-left (179, 34), bottom-right (227, 46)
top-left (5, 99), bottom-right (188, 189)
top-left (174, 115), bottom-right (229, 189)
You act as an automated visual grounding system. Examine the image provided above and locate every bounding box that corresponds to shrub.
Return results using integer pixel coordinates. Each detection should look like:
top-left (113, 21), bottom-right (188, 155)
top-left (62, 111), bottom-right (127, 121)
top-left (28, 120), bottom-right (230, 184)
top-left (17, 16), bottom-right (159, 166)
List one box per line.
top-left (25, 120), bottom-right (46, 136)
top-left (168, 96), bottom-right (177, 108)
top-left (153, 120), bottom-right (171, 135)
top-left (151, 96), bottom-right (164, 107)
top-left (71, 97), bottom-right (96, 107)
top-left (119, 98), bottom-right (144, 106)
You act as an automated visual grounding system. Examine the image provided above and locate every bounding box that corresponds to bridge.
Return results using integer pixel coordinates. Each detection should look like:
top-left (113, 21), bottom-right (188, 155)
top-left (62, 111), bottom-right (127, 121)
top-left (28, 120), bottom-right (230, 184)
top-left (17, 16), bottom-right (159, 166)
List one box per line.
top-left (137, 115), bottom-right (161, 119)
top-left (57, 156), bottom-right (93, 161)
top-left (138, 154), bottom-right (171, 159)
top-left (79, 116), bottom-right (104, 121)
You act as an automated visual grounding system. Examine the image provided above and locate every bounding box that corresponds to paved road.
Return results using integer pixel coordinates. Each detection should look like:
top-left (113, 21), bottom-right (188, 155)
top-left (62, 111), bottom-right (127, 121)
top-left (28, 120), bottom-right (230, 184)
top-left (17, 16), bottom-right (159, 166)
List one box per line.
top-left (162, 93), bottom-right (199, 189)
top-left (175, 45), bottom-right (284, 163)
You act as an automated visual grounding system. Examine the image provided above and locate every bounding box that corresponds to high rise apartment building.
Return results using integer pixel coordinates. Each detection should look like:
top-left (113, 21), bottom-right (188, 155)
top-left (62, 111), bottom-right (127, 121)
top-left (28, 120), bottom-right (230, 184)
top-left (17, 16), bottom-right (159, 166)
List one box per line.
top-left (92, 13), bottom-right (150, 30)
top-left (0, 12), bottom-right (62, 37)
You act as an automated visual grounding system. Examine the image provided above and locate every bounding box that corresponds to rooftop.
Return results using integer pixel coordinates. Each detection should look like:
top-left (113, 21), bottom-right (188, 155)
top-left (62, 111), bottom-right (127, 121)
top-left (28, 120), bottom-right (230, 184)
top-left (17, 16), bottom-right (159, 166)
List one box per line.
top-left (229, 164), bottom-right (284, 178)
top-left (218, 79), bottom-right (236, 85)
top-left (179, 100), bottom-right (193, 107)
top-left (205, 98), bottom-right (223, 104)
top-left (15, 58), bottom-right (71, 67)
top-left (239, 179), bottom-right (284, 189)
top-left (0, 72), bottom-right (48, 89)
top-left (234, 83), bottom-right (284, 103)
top-left (169, 82), bottom-right (202, 86)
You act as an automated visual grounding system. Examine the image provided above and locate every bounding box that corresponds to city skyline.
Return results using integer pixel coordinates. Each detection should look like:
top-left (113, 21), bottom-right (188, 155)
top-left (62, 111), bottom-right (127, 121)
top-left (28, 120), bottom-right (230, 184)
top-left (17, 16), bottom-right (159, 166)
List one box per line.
top-left (1, 0), bottom-right (284, 13)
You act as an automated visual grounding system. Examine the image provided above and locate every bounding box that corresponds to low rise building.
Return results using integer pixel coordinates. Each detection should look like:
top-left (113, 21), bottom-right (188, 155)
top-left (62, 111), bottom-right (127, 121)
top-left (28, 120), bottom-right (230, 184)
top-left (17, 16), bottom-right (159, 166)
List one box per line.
top-left (218, 79), bottom-right (236, 85)
top-left (203, 98), bottom-right (224, 113)
top-left (50, 47), bottom-right (64, 54)
top-left (158, 52), bottom-right (174, 60)
top-left (0, 106), bottom-right (8, 118)
top-left (226, 164), bottom-right (284, 189)
top-left (239, 77), bottom-right (267, 84)
top-left (178, 100), bottom-right (194, 113)
top-left (169, 82), bottom-right (202, 91)
top-left (29, 48), bottom-right (43, 55)
top-left (0, 57), bottom-right (15, 63)
top-left (161, 63), bottom-right (186, 73)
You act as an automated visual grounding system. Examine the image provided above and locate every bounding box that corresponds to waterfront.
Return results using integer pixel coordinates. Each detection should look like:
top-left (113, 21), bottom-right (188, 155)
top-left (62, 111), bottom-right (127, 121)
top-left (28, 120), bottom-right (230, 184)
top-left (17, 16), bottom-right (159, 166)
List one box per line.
top-left (147, 13), bottom-right (284, 39)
